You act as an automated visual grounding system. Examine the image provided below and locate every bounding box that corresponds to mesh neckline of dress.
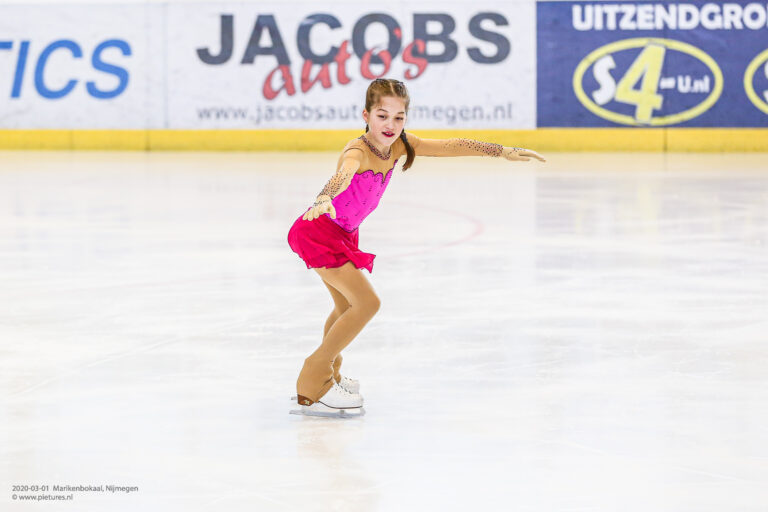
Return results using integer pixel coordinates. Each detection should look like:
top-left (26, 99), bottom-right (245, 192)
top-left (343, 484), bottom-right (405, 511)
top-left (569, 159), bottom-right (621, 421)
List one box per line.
top-left (359, 135), bottom-right (392, 160)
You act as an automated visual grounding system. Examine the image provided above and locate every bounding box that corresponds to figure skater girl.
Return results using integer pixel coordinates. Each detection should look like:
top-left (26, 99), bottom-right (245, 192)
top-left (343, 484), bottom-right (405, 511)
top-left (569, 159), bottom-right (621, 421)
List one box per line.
top-left (287, 78), bottom-right (545, 417)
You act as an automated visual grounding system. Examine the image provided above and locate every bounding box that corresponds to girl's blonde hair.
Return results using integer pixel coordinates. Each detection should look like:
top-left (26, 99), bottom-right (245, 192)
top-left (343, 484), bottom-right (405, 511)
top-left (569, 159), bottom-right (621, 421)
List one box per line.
top-left (364, 78), bottom-right (415, 171)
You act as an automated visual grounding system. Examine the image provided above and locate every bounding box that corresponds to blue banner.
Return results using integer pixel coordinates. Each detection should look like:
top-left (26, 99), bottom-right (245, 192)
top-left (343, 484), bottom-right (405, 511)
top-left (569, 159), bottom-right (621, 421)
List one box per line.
top-left (537, 1), bottom-right (768, 127)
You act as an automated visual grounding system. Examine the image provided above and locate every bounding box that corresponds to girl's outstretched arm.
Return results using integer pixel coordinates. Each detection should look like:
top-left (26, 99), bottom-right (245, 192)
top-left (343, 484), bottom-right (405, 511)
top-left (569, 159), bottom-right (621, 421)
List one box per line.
top-left (407, 133), bottom-right (545, 162)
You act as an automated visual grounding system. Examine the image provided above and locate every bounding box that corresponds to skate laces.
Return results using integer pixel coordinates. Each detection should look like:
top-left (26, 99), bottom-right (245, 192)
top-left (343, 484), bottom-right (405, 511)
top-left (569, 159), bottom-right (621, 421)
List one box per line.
top-left (335, 382), bottom-right (356, 397)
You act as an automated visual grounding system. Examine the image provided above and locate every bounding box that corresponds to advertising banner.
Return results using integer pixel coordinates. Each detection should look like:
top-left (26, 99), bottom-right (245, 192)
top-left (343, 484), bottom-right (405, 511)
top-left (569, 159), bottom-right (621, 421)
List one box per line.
top-left (168, 1), bottom-right (536, 129)
top-left (537, 1), bottom-right (768, 127)
top-left (0, 4), bottom-right (162, 129)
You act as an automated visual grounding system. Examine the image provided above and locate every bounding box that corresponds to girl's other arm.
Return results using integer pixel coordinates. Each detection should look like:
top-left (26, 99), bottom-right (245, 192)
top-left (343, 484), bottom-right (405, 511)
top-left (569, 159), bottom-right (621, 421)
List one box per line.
top-left (407, 133), bottom-right (503, 157)
top-left (303, 150), bottom-right (363, 221)
top-left (407, 133), bottom-right (544, 161)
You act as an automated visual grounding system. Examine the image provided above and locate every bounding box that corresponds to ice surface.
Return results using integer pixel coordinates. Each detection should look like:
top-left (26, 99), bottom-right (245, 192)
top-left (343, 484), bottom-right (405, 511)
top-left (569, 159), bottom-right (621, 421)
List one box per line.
top-left (1, 150), bottom-right (767, 511)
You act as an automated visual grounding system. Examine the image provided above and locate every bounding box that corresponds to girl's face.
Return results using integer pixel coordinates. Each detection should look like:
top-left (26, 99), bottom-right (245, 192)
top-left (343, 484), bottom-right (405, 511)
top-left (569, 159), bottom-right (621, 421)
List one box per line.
top-left (363, 96), bottom-right (407, 147)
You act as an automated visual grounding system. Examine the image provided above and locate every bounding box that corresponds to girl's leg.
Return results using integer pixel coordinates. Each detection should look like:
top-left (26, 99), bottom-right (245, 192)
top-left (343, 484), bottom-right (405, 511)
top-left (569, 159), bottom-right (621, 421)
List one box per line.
top-left (296, 261), bottom-right (380, 402)
top-left (322, 279), bottom-right (350, 382)
top-left (331, 353), bottom-right (343, 384)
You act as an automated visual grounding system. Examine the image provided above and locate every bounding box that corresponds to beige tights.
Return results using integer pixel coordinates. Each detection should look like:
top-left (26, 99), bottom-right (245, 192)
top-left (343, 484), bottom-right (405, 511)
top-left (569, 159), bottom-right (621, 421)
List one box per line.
top-left (296, 261), bottom-right (380, 402)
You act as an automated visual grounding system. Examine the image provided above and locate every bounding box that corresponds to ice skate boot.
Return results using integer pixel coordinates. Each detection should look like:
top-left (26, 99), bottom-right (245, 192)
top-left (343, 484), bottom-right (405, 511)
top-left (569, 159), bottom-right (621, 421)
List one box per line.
top-left (289, 382), bottom-right (365, 418)
top-left (291, 375), bottom-right (360, 400)
top-left (337, 375), bottom-right (360, 394)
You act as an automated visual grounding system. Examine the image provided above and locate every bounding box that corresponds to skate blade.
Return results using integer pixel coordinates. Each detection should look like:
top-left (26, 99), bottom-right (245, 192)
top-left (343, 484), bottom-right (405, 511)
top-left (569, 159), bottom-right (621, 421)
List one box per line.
top-left (289, 403), bottom-right (365, 418)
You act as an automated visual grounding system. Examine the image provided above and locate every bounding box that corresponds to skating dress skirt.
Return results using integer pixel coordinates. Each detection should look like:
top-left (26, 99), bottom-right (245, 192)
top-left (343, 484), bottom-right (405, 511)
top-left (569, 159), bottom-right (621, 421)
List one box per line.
top-left (288, 164), bottom-right (396, 274)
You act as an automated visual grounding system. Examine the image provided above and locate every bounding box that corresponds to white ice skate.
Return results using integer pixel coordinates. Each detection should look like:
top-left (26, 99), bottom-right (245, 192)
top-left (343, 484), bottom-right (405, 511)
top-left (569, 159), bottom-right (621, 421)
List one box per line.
top-left (338, 375), bottom-right (360, 394)
top-left (289, 381), bottom-right (365, 418)
top-left (291, 375), bottom-right (360, 400)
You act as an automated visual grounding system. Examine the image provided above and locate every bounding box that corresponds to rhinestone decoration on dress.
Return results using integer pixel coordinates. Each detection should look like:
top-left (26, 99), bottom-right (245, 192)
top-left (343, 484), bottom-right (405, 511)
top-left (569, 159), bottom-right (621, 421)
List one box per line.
top-left (359, 135), bottom-right (392, 160)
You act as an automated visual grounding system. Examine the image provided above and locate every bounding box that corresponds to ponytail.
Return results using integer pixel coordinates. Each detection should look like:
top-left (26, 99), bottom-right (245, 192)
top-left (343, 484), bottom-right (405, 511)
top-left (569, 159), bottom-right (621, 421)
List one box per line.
top-left (399, 131), bottom-right (415, 171)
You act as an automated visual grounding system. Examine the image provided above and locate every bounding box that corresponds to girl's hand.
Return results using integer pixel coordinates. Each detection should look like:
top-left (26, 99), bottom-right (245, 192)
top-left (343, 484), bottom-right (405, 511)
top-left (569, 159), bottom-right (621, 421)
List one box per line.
top-left (502, 147), bottom-right (546, 162)
top-left (303, 196), bottom-right (336, 221)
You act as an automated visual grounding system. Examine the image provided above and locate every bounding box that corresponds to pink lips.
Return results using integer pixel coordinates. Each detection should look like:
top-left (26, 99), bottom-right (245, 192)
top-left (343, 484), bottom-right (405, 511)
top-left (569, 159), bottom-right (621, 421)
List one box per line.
top-left (383, 132), bottom-right (394, 138)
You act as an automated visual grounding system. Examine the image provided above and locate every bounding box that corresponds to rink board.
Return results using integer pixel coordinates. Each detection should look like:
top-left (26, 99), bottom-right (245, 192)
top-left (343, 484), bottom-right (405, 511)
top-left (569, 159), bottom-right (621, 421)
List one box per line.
top-left (0, 128), bottom-right (766, 152)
